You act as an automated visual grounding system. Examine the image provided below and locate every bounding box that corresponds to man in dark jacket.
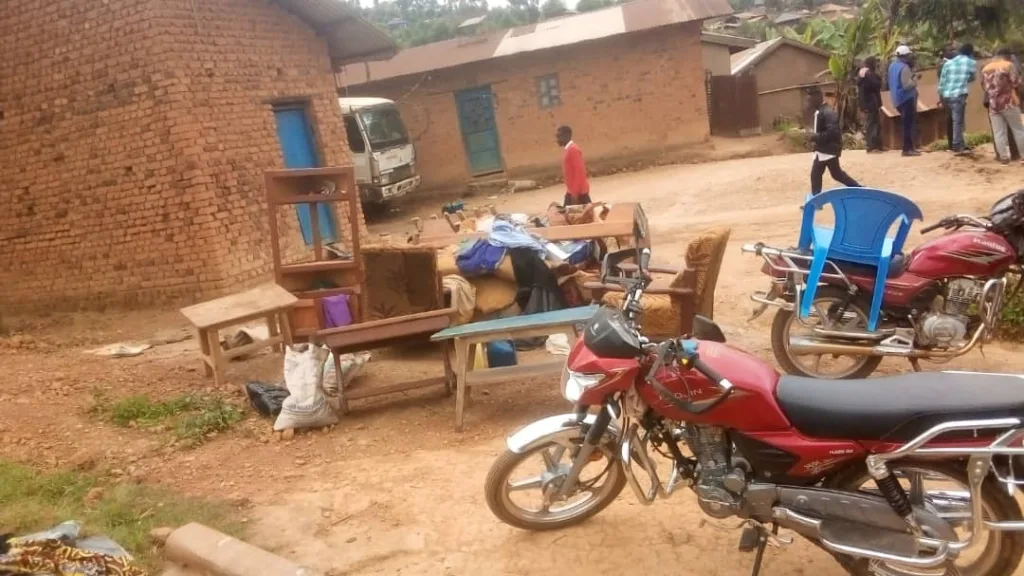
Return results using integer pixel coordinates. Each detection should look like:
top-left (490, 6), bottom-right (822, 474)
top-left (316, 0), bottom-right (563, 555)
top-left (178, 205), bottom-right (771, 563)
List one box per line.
top-left (807, 88), bottom-right (861, 196)
top-left (857, 56), bottom-right (884, 152)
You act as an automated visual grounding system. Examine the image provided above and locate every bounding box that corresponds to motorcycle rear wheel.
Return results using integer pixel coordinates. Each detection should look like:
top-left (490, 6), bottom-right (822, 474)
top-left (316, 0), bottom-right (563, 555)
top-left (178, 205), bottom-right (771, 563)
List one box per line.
top-left (827, 461), bottom-right (1024, 576)
top-left (771, 287), bottom-right (883, 380)
top-left (484, 438), bottom-right (625, 531)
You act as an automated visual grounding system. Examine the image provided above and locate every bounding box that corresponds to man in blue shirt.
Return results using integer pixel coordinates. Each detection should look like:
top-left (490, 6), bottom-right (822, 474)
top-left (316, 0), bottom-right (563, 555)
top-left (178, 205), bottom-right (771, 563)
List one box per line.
top-left (938, 43), bottom-right (977, 154)
top-left (888, 45), bottom-right (921, 156)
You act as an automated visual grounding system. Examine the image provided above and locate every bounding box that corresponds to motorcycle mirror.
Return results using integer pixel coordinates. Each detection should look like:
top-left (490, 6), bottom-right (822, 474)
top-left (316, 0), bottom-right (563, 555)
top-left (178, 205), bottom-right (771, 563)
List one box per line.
top-left (692, 315), bottom-right (727, 343)
top-left (600, 248), bottom-right (640, 284)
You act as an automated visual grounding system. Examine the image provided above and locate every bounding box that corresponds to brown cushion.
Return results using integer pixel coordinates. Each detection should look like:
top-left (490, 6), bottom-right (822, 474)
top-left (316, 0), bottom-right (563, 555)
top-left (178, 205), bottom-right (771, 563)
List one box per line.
top-left (469, 276), bottom-right (518, 315)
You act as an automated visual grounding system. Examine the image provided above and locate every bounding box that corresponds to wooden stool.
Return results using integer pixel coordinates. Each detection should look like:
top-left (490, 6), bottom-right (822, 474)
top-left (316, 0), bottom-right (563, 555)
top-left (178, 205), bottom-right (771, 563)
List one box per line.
top-left (180, 284), bottom-right (298, 386)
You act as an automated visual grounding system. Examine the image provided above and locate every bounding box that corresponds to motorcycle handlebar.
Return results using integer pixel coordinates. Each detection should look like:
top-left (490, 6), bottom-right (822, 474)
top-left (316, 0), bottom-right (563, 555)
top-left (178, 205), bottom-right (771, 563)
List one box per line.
top-left (920, 220), bottom-right (945, 234)
top-left (644, 341), bottom-right (735, 415)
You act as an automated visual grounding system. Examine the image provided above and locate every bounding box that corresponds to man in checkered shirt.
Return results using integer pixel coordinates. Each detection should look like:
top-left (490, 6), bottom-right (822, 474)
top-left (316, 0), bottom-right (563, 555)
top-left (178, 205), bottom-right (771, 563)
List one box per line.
top-left (937, 43), bottom-right (977, 154)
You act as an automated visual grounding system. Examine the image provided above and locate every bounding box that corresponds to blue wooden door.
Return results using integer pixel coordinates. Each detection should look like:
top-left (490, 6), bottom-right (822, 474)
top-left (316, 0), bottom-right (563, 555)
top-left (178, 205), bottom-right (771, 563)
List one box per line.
top-left (454, 87), bottom-right (503, 175)
top-left (272, 106), bottom-right (337, 244)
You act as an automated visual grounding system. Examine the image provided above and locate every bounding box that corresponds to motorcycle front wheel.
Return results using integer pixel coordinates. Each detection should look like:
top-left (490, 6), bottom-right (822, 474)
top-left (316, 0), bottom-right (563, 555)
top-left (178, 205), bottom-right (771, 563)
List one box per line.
top-left (484, 436), bottom-right (625, 531)
top-left (771, 286), bottom-right (882, 380)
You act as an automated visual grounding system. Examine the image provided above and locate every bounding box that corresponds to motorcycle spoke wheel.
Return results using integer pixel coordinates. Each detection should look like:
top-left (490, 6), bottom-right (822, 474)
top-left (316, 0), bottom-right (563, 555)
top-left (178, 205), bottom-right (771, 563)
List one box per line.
top-left (484, 439), bottom-right (625, 531)
top-left (774, 289), bottom-right (880, 379)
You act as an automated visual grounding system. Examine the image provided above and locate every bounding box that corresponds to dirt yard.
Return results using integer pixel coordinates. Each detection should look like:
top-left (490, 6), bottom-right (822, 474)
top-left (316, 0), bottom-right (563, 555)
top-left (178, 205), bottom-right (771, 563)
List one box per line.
top-left (4, 148), bottom-right (1024, 576)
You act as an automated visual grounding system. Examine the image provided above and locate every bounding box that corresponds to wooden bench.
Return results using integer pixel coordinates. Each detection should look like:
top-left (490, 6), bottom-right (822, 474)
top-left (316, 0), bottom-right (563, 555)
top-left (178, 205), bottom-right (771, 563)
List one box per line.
top-left (180, 284), bottom-right (298, 386)
top-left (430, 305), bottom-right (600, 431)
top-left (314, 307), bottom-right (459, 413)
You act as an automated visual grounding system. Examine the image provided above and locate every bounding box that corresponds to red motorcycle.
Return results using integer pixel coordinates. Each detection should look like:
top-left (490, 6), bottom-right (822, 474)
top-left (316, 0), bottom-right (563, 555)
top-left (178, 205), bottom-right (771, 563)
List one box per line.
top-left (485, 247), bottom-right (1024, 576)
top-left (743, 191), bottom-right (1024, 380)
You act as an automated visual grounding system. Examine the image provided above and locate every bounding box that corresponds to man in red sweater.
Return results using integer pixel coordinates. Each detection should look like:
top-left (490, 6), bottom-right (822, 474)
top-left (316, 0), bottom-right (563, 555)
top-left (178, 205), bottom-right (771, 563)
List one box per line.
top-left (556, 125), bottom-right (591, 206)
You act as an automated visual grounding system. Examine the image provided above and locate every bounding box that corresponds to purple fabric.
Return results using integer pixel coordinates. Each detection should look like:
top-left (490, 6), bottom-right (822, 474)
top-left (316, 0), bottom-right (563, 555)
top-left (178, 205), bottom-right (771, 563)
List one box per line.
top-left (323, 294), bottom-right (353, 328)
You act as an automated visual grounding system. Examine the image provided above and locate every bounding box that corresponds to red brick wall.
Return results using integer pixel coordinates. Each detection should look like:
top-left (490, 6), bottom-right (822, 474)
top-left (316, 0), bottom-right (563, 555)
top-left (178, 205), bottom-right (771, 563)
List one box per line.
top-left (342, 22), bottom-right (710, 191)
top-left (0, 0), bottom-right (363, 311)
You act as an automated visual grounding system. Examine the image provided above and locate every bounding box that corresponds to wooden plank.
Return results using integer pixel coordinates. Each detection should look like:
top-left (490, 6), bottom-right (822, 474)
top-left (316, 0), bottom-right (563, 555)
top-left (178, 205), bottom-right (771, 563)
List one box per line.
top-left (279, 260), bottom-right (358, 274)
top-left (320, 308), bottom-right (456, 337)
top-left (318, 313), bottom-right (454, 351)
top-left (431, 305), bottom-right (598, 342)
top-left (271, 192), bottom-right (352, 205)
top-left (180, 284), bottom-right (298, 330)
top-left (345, 376), bottom-right (449, 400)
top-left (222, 336), bottom-right (284, 360)
top-left (464, 360), bottom-right (565, 387)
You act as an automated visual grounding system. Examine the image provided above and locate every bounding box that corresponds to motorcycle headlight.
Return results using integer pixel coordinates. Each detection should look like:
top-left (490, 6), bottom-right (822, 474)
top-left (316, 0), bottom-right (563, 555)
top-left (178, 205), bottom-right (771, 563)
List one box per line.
top-left (560, 368), bottom-right (605, 402)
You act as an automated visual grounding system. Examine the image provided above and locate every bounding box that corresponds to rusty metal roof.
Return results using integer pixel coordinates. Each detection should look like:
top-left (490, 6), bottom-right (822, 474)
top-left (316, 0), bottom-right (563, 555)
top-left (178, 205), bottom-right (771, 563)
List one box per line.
top-left (731, 37), bottom-right (830, 75)
top-left (274, 0), bottom-right (398, 66)
top-left (340, 0), bottom-right (733, 85)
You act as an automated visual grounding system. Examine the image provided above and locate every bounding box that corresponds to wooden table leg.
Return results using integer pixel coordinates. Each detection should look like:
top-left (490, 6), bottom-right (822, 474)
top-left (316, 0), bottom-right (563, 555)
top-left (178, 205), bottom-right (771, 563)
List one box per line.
top-left (334, 349), bottom-right (349, 414)
top-left (265, 314), bottom-right (281, 353)
top-left (454, 339), bottom-right (470, 431)
top-left (279, 310), bottom-right (294, 348)
top-left (197, 328), bottom-right (214, 377)
top-left (206, 329), bottom-right (225, 387)
top-left (442, 341), bottom-right (456, 397)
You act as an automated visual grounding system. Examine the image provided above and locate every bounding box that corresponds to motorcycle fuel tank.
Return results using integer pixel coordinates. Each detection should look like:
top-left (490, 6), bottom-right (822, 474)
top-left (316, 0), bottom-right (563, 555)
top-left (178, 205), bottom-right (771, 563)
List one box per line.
top-left (634, 341), bottom-right (792, 432)
top-left (907, 230), bottom-right (1017, 278)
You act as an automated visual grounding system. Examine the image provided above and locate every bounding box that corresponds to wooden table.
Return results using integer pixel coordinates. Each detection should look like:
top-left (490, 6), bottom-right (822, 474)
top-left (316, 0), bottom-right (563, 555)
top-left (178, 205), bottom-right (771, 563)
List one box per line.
top-left (179, 284), bottom-right (298, 386)
top-left (430, 305), bottom-right (600, 430)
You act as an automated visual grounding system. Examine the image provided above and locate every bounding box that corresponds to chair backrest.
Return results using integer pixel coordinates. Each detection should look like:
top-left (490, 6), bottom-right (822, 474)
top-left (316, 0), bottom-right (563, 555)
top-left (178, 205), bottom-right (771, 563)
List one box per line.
top-left (672, 227), bottom-right (731, 318)
top-left (800, 188), bottom-right (923, 264)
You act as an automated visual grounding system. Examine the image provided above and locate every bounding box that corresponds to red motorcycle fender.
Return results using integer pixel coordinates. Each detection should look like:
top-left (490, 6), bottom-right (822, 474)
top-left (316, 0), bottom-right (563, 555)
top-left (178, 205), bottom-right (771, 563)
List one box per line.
top-left (507, 413), bottom-right (623, 454)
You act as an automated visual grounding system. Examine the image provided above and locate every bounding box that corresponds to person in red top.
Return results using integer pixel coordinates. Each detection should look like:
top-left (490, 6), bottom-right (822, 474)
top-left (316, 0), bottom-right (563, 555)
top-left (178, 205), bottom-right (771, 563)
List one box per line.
top-left (557, 125), bottom-right (591, 206)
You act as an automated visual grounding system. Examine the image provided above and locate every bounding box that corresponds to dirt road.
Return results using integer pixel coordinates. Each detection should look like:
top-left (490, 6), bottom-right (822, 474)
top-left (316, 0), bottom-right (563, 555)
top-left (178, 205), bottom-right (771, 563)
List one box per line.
top-left (4, 149), bottom-right (1024, 575)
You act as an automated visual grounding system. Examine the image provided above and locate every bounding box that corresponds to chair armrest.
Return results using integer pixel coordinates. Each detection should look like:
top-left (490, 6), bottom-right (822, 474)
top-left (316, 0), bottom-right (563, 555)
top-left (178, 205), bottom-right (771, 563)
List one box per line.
top-left (618, 262), bottom-right (679, 275)
top-left (645, 286), bottom-right (695, 297)
top-left (583, 282), bottom-right (625, 293)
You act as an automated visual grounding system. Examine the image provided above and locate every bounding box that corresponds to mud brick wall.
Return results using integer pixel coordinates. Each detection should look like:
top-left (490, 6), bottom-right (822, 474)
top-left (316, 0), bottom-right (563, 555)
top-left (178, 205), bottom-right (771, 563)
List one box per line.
top-left (342, 22), bottom-right (709, 191)
top-left (0, 0), bottom-right (364, 312)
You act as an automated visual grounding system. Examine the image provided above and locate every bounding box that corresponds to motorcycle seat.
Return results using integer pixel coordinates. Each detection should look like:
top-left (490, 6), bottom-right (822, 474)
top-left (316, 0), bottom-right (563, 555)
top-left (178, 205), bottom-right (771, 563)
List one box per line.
top-left (789, 248), bottom-right (907, 279)
top-left (833, 252), bottom-right (907, 279)
top-left (776, 372), bottom-right (1024, 442)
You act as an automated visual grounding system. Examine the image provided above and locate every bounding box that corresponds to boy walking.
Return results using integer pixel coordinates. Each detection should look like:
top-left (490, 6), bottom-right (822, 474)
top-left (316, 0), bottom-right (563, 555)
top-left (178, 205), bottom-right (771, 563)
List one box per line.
top-left (808, 88), bottom-right (861, 196)
top-left (556, 125), bottom-right (591, 206)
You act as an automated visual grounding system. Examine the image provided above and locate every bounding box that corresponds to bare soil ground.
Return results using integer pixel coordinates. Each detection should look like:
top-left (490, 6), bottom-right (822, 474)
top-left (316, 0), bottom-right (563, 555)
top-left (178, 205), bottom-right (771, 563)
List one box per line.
top-left (4, 147), bottom-right (1024, 576)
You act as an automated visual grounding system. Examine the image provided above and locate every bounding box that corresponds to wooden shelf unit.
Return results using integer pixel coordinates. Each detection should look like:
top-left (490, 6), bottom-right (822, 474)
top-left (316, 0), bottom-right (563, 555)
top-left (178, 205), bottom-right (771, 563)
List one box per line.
top-left (265, 167), bottom-right (364, 336)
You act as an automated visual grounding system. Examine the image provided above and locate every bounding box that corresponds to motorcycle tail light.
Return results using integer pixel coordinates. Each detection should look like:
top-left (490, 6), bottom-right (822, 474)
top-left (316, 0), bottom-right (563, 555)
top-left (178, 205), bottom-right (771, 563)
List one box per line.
top-left (560, 368), bottom-right (606, 403)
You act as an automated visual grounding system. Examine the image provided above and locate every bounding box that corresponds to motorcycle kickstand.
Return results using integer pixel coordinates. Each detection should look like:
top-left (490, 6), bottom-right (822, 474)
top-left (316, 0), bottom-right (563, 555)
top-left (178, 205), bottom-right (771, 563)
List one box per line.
top-left (908, 358), bottom-right (922, 372)
top-left (740, 523), bottom-right (779, 576)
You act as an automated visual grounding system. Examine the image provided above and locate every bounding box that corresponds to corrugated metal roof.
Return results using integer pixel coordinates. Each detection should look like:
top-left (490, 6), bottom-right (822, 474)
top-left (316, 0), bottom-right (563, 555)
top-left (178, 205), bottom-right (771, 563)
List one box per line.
top-left (701, 31), bottom-right (755, 49)
top-left (274, 0), bottom-right (398, 66)
top-left (731, 37), bottom-right (830, 75)
top-left (340, 0), bottom-right (733, 85)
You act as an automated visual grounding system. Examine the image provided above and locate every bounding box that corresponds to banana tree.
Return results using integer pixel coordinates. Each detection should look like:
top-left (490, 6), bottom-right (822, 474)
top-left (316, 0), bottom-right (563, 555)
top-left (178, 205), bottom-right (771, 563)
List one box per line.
top-left (825, 13), bottom-right (874, 129)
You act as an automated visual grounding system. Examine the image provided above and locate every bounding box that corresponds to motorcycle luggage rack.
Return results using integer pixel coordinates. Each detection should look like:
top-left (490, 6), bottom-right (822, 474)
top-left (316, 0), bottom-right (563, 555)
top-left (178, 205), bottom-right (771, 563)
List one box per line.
top-left (770, 418), bottom-right (1024, 571)
top-left (869, 417), bottom-right (1024, 548)
top-left (741, 243), bottom-right (853, 286)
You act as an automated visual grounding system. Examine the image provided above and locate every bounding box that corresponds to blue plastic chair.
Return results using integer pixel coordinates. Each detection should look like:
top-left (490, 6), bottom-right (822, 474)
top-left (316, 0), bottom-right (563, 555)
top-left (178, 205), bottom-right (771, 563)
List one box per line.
top-left (798, 188), bottom-right (923, 331)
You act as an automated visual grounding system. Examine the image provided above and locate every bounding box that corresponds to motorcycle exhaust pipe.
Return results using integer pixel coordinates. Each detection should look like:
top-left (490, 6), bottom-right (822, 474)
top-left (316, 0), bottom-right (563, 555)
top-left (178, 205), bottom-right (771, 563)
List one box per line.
top-left (788, 326), bottom-right (986, 359)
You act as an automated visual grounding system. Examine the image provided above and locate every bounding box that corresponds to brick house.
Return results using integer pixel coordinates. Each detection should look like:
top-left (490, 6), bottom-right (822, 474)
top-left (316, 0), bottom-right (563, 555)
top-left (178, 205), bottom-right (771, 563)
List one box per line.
top-left (0, 0), bottom-right (395, 311)
top-left (730, 37), bottom-right (832, 132)
top-left (338, 0), bottom-right (733, 192)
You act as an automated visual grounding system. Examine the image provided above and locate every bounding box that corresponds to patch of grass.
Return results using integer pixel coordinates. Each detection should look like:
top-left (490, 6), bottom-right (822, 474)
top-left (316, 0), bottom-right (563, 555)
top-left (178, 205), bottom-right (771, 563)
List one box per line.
top-left (966, 131), bottom-right (994, 148)
top-left (928, 132), bottom-right (993, 153)
top-left (97, 394), bottom-right (244, 447)
top-left (0, 460), bottom-right (241, 571)
top-left (999, 274), bottom-right (1024, 341)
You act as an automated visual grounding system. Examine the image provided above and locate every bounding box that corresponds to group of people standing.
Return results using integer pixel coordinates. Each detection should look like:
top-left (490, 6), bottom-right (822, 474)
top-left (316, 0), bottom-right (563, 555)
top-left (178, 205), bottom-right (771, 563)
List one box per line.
top-left (855, 43), bottom-right (1024, 164)
top-left (809, 42), bottom-right (1024, 196)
